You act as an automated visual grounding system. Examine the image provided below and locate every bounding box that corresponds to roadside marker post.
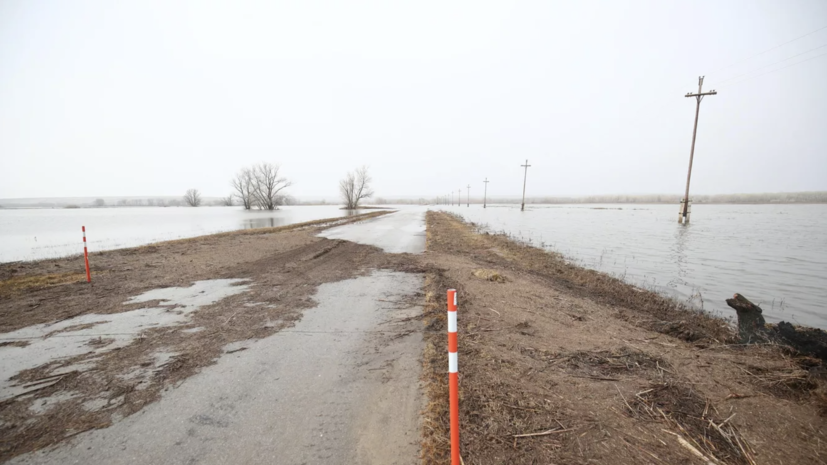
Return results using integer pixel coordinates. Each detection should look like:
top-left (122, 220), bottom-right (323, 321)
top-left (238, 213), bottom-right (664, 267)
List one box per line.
top-left (82, 226), bottom-right (91, 283)
top-left (447, 289), bottom-right (460, 465)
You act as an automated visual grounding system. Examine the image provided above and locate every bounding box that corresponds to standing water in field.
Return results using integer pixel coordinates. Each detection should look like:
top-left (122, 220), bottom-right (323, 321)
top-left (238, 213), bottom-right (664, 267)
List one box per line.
top-left (439, 204), bottom-right (827, 329)
top-left (0, 206), bottom-right (369, 263)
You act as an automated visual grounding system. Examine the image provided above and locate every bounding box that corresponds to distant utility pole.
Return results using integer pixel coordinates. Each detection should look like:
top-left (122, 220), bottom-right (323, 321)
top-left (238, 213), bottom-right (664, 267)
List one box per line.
top-left (466, 185), bottom-right (470, 207)
top-left (483, 178), bottom-right (489, 208)
top-left (680, 76), bottom-right (717, 224)
top-left (451, 191), bottom-right (453, 206)
top-left (458, 189), bottom-right (462, 206)
top-left (520, 159), bottom-right (531, 212)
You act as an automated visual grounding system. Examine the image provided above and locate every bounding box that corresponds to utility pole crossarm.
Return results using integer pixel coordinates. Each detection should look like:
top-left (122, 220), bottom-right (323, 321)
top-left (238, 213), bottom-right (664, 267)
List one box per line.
top-left (685, 91), bottom-right (718, 97)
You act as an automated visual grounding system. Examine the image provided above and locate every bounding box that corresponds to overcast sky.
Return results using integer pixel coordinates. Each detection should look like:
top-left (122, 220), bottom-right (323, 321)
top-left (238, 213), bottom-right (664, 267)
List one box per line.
top-left (1, 0), bottom-right (825, 200)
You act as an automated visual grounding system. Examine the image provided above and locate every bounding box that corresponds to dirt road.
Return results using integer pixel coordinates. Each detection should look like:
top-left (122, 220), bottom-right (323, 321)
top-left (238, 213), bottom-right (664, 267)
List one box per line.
top-left (13, 271), bottom-right (422, 465)
top-left (1, 210), bottom-right (426, 464)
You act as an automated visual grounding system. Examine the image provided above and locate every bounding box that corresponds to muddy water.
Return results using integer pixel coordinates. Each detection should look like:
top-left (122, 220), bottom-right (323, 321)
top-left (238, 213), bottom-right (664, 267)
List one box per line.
top-left (440, 204), bottom-right (827, 329)
top-left (0, 206), bottom-right (368, 262)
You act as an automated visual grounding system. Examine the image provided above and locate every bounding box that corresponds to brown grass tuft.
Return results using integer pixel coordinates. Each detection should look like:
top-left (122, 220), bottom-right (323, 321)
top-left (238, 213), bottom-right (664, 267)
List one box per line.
top-left (0, 272), bottom-right (86, 299)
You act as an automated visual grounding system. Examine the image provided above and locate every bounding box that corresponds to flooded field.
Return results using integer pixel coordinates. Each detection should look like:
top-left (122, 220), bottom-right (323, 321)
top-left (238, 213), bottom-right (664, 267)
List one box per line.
top-left (0, 206), bottom-right (366, 263)
top-left (440, 204), bottom-right (827, 328)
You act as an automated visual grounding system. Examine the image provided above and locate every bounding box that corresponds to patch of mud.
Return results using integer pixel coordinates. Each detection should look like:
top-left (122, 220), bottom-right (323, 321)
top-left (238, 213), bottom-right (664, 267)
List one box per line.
top-left (0, 279), bottom-right (250, 401)
top-left (29, 392), bottom-right (80, 415)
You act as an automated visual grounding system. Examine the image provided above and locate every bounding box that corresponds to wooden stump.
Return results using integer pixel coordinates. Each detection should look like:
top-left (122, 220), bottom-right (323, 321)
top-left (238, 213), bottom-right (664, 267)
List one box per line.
top-left (725, 293), bottom-right (767, 343)
top-left (726, 293), bottom-right (827, 360)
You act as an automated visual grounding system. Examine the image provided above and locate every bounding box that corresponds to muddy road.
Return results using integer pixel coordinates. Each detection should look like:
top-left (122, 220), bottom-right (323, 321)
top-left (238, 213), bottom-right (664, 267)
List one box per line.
top-left (1, 210), bottom-right (426, 464)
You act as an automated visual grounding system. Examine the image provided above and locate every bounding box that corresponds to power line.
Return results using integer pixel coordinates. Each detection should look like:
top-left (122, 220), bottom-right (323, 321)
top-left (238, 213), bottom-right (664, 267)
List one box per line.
top-left (716, 43), bottom-right (827, 85)
top-left (720, 50), bottom-right (827, 88)
top-left (710, 23), bottom-right (827, 76)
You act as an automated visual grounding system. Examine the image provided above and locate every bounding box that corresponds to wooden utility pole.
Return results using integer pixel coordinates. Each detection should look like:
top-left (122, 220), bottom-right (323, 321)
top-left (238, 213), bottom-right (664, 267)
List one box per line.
top-left (520, 159), bottom-right (531, 212)
top-left (451, 191), bottom-right (453, 206)
top-left (459, 189), bottom-right (462, 206)
top-left (483, 178), bottom-right (489, 208)
top-left (680, 76), bottom-right (717, 224)
top-left (466, 185), bottom-right (470, 207)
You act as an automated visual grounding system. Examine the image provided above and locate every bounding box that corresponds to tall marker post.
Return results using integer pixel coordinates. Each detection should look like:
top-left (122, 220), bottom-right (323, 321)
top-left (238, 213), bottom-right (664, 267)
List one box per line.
top-left (447, 289), bottom-right (460, 465)
top-left (466, 185), bottom-right (470, 207)
top-left (483, 178), bottom-right (489, 208)
top-left (82, 226), bottom-right (91, 283)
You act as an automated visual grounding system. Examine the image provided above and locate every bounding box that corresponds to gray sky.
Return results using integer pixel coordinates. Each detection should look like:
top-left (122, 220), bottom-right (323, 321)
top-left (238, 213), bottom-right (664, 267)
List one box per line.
top-left (1, 0), bottom-right (826, 200)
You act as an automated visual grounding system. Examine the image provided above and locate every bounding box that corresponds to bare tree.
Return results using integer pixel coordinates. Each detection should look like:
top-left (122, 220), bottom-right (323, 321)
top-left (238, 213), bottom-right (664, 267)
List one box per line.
top-left (339, 166), bottom-right (374, 209)
top-left (231, 168), bottom-right (255, 210)
top-left (93, 198), bottom-right (105, 207)
top-left (250, 163), bottom-right (292, 210)
top-left (184, 189), bottom-right (202, 207)
top-left (221, 195), bottom-right (234, 206)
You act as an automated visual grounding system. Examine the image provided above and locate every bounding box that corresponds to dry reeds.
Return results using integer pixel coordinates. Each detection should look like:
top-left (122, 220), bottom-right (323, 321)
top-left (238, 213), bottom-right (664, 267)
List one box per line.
top-left (627, 382), bottom-right (756, 465)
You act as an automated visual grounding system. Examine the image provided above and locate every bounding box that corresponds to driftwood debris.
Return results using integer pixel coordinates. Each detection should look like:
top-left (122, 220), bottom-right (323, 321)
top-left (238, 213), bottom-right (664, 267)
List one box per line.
top-left (726, 293), bottom-right (827, 360)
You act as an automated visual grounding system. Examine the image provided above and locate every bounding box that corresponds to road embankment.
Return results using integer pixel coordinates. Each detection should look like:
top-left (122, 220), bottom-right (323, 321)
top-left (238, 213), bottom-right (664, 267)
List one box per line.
top-left (419, 211), bottom-right (826, 465)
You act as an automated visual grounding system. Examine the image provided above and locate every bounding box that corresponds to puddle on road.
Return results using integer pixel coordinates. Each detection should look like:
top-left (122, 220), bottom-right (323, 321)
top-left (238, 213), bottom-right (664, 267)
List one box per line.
top-left (0, 279), bottom-right (250, 402)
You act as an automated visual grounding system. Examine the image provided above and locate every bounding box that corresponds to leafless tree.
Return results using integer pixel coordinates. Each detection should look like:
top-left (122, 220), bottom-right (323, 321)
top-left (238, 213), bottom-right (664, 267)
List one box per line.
top-left (250, 163), bottom-right (292, 210)
top-left (221, 195), bottom-right (234, 206)
top-left (93, 198), bottom-right (105, 207)
top-left (231, 168), bottom-right (255, 210)
top-left (184, 189), bottom-right (202, 207)
top-left (339, 166), bottom-right (374, 209)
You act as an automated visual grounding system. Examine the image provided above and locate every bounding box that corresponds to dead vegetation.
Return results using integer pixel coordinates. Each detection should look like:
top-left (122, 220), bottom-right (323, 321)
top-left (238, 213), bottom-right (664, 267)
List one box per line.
top-left (420, 211), bottom-right (827, 464)
top-left (628, 382), bottom-right (756, 465)
top-left (443, 212), bottom-right (733, 344)
top-left (0, 272), bottom-right (86, 299)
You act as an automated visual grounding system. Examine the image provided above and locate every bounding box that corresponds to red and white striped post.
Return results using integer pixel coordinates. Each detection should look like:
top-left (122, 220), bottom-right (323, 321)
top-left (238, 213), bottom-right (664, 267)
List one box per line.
top-left (82, 226), bottom-right (91, 283)
top-left (447, 289), bottom-right (460, 465)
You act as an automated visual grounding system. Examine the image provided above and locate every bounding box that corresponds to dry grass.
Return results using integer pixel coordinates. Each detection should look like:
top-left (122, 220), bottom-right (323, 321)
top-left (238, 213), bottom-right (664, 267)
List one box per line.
top-left (435, 212), bottom-right (733, 344)
top-left (420, 271), bottom-right (453, 465)
top-left (628, 382), bottom-right (757, 465)
top-left (0, 272), bottom-right (86, 299)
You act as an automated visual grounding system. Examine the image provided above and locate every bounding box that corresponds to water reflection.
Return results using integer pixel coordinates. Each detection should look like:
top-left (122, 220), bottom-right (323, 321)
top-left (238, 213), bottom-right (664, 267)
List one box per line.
top-left (671, 223), bottom-right (690, 281)
top-left (242, 217), bottom-right (289, 229)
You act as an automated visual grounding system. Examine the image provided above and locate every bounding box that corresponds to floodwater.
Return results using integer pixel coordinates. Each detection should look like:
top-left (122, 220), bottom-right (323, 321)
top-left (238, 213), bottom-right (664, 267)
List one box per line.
top-left (439, 204), bottom-right (827, 329)
top-left (0, 206), bottom-right (366, 263)
top-left (0, 279), bottom-right (250, 401)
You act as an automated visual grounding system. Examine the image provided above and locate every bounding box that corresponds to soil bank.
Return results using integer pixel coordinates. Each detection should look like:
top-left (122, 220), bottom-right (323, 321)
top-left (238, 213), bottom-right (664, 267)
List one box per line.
top-left (419, 211), bottom-right (826, 465)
